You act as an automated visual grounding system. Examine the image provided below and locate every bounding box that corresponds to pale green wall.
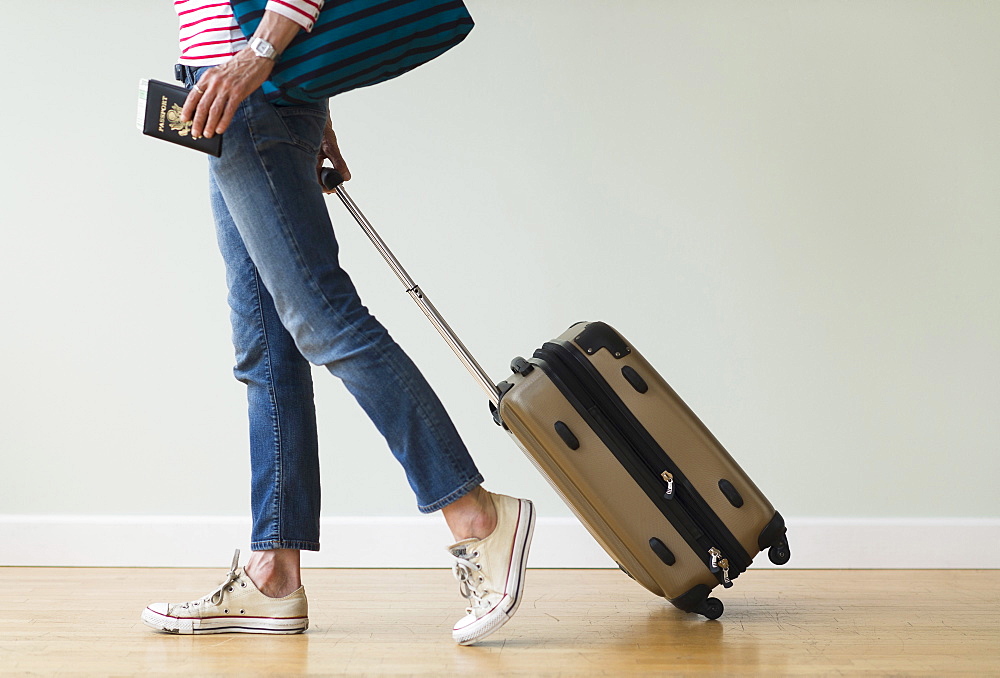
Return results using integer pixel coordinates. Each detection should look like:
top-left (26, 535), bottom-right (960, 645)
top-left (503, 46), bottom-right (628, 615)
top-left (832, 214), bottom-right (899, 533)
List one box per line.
top-left (1, 1), bottom-right (997, 523)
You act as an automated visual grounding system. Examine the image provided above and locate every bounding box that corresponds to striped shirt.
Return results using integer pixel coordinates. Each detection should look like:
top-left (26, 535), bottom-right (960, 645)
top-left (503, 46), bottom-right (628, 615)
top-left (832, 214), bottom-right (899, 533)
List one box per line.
top-left (174, 0), bottom-right (324, 65)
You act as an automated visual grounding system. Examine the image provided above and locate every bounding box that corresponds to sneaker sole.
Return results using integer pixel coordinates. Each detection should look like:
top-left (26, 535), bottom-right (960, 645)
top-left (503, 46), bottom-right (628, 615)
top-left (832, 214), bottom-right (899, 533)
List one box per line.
top-left (141, 606), bottom-right (308, 635)
top-left (453, 498), bottom-right (536, 646)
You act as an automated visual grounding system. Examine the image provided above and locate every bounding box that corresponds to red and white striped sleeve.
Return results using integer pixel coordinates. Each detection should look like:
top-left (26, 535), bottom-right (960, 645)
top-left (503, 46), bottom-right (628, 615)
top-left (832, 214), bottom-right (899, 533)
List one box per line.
top-left (264, 0), bottom-right (325, 32)
top-left (175, 0), bottom-right (246, 65)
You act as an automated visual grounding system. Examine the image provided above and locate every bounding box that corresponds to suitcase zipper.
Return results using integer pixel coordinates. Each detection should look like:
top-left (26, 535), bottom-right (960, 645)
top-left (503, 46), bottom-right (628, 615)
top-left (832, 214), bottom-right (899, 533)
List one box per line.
top-left (661, 471), bottom-right (675, 499)
top-left (709, 547), bottom-right (732, 586)
top-left (549, 341), bottom-right (752, 577)
top-left (584, 401), bottom-right (721, 574)
top-left (533, 343), bottom-right (751, 582)
top-left (530, 348), bottom-right (713, 563)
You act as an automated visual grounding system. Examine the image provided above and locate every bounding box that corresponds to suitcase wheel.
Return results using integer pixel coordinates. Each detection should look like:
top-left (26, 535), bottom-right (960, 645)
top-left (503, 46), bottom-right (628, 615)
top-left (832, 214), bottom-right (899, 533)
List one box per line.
top-left (768, 536), bottom-right (791, 565)
top-left (696, 597), bottom-right (724, 620)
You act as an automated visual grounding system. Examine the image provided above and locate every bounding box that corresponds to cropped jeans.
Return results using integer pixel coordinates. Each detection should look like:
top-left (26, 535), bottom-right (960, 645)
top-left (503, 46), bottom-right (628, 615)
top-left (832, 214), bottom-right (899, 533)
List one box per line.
top-left (180, 65), bottom-right (483, 552)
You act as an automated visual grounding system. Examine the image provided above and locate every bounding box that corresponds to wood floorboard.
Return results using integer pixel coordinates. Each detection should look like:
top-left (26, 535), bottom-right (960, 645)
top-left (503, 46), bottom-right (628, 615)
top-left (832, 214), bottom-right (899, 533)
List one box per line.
top-left (1, 568), bottom-right (997, 676)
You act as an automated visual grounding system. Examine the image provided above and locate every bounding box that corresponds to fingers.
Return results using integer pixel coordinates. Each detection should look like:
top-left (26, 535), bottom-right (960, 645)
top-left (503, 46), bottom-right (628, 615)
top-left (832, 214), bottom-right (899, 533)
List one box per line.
top-left (190, 88), bottom-right (214, 139)
top-left (181, 84), bottom-right (203, 128)
top-left (326, 144), bottom-right (351, 181)
top-left (198, 93), bottom-right (237, 139)
top-left (187, 77), bottom-right (232, 140)
top-left (316, 155), bottom-right (351, 192)
top-left (318, 125), bottom-right (351, 184)
top-left (316, 158), bottom-right (351, 193)
top-left (182, 75), bottom-right (215, 139)
top-left (317, 127), bottom-right (351, 192)
top-left (316, 161), bottom-right (348, 193)
top-left (334, 159), bottom-right (351, 182)
top-left (182, 69), bottom-right (250, 139)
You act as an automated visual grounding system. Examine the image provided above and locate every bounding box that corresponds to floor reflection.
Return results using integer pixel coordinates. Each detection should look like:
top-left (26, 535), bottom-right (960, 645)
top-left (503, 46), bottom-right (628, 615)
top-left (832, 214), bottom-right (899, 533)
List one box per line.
top-left (135, 631), bottom-right (311, 674)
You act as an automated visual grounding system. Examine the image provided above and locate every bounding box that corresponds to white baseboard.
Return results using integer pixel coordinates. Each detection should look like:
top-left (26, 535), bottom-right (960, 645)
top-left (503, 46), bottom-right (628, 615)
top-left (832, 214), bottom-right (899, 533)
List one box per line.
top-left (1, 515), bottom-right (997, 568)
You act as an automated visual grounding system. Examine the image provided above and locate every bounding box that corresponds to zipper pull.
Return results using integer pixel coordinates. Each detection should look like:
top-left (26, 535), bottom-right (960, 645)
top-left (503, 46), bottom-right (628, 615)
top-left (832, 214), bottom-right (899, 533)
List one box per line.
top-left (708, 547), bottom-right (722, 571)
top-left (719, 558), bottom-right (732, 587)
top-left (708, 548), bottom-right (734, 588)
top-left (661, 470), bottom-right (675, 500)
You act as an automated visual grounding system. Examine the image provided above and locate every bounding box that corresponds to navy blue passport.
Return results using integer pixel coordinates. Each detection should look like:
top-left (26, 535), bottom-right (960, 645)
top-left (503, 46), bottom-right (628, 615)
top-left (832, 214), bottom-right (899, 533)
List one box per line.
top-left (137, 78), bottom-right (222, 157)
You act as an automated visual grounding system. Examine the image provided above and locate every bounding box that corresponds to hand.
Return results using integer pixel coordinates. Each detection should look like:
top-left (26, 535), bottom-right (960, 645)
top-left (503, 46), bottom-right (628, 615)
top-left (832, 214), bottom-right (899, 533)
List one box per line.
top-left (317, 119), bottom-right (352, 192)
top-left (181, 48), bottom-right (275, 139)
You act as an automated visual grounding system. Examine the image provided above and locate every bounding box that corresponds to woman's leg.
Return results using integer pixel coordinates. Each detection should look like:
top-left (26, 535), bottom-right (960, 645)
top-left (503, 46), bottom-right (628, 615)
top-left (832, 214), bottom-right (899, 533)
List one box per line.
top-left (210, 172), bottom-right (318, 595)
top-left (208, 88), bottom-right (483, 518)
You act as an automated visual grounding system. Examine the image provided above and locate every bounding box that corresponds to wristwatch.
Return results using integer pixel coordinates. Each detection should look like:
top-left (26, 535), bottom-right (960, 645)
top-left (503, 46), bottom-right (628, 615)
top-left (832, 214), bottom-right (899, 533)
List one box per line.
top-left (248, 36), bottom-right (280, 61)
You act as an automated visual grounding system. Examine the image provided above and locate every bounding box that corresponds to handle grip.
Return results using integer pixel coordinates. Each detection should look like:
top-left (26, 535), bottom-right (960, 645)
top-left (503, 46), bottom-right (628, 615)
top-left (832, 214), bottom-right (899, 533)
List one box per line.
top-left (321, 167), bottom-right (345, 192)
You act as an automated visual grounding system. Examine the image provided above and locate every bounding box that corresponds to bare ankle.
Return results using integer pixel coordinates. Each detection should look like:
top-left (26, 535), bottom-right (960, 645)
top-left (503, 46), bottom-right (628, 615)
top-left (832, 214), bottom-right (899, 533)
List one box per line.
top-left (442, 486), bottom-right (498, 542)
top-left (244, 549), bottom-right (302, 598)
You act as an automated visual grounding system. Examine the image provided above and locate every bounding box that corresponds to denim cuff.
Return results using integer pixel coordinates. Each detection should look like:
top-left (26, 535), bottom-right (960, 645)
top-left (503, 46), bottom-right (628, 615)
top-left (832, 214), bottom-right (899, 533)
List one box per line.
top-left (251, 539), bottom-right (321, 552)
top-left (417, 474), bottom-right (485, 514)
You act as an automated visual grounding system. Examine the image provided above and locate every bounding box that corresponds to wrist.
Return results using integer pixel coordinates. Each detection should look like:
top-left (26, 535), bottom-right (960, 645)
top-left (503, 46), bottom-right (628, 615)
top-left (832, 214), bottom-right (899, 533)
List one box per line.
top-left (248, 36), bottom-right (280, 61)
top-left (252, 10), bottom-right (303, 55)
top-left (236, 45), bottom-right (276, 69)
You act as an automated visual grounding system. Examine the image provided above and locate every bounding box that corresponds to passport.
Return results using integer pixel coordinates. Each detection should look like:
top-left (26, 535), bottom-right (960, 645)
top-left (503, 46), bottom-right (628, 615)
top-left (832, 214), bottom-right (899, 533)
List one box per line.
top-left (137, 78), bottom-right (222, 157)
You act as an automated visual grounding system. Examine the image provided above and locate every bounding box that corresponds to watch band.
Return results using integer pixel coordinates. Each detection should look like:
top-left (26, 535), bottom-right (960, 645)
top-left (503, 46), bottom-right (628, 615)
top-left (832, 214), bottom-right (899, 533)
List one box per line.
top-left (248, 36), bottom-right (279, 61)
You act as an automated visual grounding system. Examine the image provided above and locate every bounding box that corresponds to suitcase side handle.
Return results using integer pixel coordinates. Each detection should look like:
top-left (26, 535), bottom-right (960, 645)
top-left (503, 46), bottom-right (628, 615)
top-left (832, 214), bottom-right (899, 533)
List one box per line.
top-left (321, 168), bottom-right (501, 407)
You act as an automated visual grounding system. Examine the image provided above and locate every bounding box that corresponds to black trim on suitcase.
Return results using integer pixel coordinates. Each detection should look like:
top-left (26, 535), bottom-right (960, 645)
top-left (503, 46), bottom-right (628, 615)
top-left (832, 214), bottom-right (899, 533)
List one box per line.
top-left (531, 350), bottom-right (742, 588)
top-left (758, 511), bottom-right (787, 550)
top-left (573, 321), bottom-right (632, 359)
top-left (528, 350), bottom-right (718, 575)
top-left (554, 340), bottom-right (755, 573)
top-left (533, 342), bottom-right (753, 582)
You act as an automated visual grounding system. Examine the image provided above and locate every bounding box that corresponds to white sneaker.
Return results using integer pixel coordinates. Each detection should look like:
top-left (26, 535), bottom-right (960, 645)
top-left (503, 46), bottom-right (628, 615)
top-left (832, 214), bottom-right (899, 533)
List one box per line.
top-left (141, 550), bottom-right (308, 635)
top-left (448, 493), bottom-right (535, 645)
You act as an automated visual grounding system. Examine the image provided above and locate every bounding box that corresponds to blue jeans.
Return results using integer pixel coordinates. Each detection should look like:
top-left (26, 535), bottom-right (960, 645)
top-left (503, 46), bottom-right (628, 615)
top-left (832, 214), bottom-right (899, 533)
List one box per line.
top-left (180, 65), bottom-right (483, 552)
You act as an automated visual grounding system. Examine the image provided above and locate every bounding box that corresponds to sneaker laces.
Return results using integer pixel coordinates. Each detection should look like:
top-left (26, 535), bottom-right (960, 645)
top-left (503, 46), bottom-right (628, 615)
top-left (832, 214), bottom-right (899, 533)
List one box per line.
top-left (451, 551), bottom-right (489, 614)
top-left (181, 549), bottom-right (242, 610)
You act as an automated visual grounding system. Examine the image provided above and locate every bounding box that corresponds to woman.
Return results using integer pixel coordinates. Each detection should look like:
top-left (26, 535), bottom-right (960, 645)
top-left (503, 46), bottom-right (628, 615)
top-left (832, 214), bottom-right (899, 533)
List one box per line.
top-left (140, 0), bottom-right (534, 646)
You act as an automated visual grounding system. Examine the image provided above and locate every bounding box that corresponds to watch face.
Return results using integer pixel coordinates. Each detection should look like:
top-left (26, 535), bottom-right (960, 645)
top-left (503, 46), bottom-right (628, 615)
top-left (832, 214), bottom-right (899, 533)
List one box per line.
top-left (251, 38), bottom-right (275, 59)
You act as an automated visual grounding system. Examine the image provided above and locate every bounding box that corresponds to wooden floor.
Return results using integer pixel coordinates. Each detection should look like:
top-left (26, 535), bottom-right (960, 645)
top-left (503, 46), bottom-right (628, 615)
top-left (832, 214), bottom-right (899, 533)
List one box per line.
top-left (1, 568), bottom-right (997, 676)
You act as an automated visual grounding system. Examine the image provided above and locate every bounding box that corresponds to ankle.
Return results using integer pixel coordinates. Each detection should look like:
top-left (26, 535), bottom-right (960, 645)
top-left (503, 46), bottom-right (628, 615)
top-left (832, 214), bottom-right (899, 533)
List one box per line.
top-left (443, 487), bottom-right (498, 542)
top-left (244, 550), bottom-right (302, 598)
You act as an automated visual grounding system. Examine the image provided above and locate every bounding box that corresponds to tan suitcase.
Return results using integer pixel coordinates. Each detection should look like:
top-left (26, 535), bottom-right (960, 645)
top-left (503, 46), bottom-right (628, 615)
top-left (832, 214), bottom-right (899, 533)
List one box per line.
top-left (323, 170), bottom-right (789, 619)
top-left (495, 321), bottom-right (789, 618)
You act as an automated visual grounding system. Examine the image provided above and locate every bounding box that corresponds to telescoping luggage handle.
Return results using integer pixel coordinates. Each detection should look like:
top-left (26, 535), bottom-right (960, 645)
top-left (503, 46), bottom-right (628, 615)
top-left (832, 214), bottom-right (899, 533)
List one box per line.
top-left (321, 167), bottom-right (502, 407)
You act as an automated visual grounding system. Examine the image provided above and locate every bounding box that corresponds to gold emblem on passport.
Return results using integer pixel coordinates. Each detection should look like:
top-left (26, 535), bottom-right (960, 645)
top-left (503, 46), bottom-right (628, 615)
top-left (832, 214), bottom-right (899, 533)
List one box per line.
top-left (142, 79), bottom-right (221, 156)
top-left (166, 103), bottom-right (193, 137)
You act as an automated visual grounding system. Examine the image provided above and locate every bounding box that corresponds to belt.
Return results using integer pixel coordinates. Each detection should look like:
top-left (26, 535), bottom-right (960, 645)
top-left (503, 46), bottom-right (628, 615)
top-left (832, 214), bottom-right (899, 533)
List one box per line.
top-left (174, 64), bottom-right (200, 84)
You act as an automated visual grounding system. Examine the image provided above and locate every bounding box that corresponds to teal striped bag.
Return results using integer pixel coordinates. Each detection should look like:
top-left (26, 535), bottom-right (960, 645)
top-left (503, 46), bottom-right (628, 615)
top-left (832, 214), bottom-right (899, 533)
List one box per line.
top-left (231, 0), bottom-right (474, 105)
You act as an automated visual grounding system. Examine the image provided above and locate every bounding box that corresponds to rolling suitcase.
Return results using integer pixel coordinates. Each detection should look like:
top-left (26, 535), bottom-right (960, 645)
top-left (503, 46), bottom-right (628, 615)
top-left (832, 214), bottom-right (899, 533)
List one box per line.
top-left (322, 169), bottom-right (790, 619)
